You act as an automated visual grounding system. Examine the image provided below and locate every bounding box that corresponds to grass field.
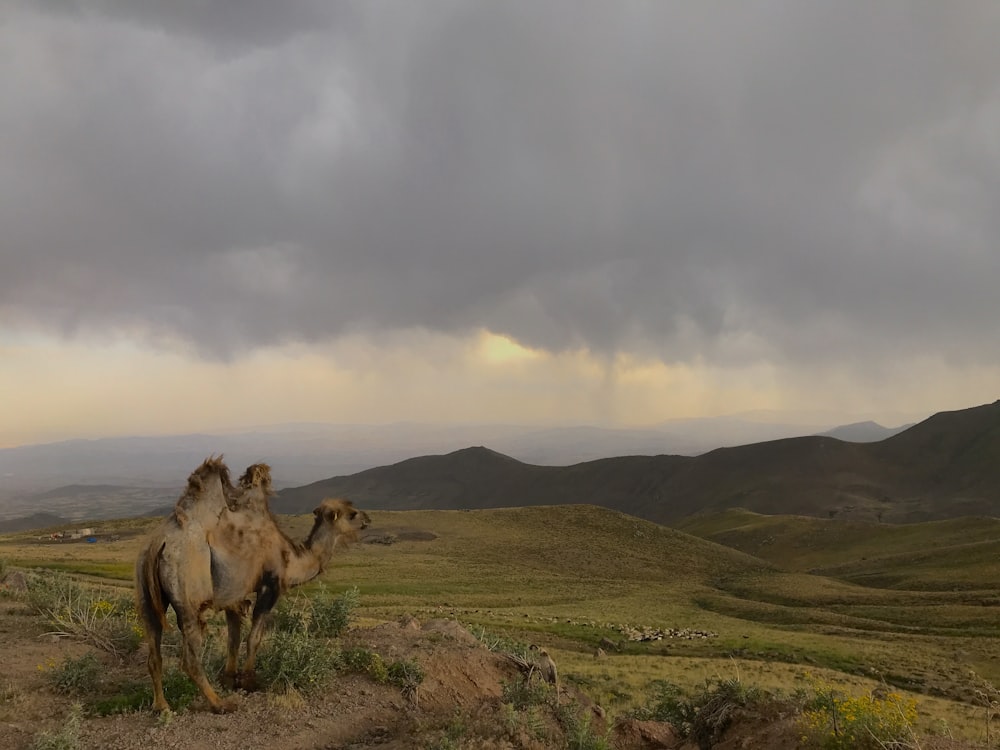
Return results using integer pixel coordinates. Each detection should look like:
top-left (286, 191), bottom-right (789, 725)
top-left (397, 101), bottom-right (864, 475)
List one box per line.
top-left (4, 504), bottom-right (1000, 741)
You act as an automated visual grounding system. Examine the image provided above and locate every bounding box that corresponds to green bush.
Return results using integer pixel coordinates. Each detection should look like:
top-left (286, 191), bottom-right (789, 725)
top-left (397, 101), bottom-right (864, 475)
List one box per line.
top-left (799, 686), bottom-right (918, 750)
top-left (501, 675), bottom-right (552, 710)
top-left (501, 701), bottom-right (548, 742)
top-left (471, 626), bottom-right (532, 661)
top-left (633, 680), bottom-right (697, 728)
top-left (271, 597), bottom-right (310, 634)
top-left (31, 704), bottom-right (82, 750)
top-left (633, 677), bottom-right (766, 750)
top-left (553, 702), bottom-right (611, 750)
top-left (89, 669), bottom-right (201, 716)
top-left (341, 647), bottom-right (389, 683)
top-left (255, 628), bottom-right (341, 693)
top-left (47, 653), bottom-right (101, 695)
top-left (688, 677), bottom-right (766, 750)
top-left (271, 585), bottom-right (358, 637)
top-left (311, 585), bottom-right (359, 637)
top-left (24, 571), bottom-right (142, 658)
top-left (387, 658), bottom-right (424, 699)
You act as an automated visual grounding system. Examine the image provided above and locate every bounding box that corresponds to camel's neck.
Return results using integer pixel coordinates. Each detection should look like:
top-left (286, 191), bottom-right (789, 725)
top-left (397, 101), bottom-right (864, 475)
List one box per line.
top-left (285, 520), bottom-right (339, 588)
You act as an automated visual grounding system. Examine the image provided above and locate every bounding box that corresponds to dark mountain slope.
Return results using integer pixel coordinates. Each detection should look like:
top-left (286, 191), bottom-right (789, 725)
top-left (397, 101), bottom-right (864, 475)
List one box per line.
top-left (874, 401), bottom-right (1000, 487)
top-left (277, 447), bottom-right (689, 513)
top-left (276, 401), bottom-right (1000, 524)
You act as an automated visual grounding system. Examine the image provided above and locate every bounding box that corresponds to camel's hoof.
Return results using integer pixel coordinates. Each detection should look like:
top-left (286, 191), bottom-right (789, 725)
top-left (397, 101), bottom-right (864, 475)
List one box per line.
top-left (211, 698), bottom-right (238, 714)
top-left (236, 671), bottom-right (259, 692)
top-left (152, 702), bottom-right (172, 714)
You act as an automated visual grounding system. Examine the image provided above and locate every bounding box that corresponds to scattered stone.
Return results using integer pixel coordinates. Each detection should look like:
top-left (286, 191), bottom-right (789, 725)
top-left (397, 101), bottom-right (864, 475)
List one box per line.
top-left (363, 533), bottom-right (397, 545)
top-left (421, 619), bottom-right (479, 646)
top-left (614, 623), bottom-right (718, 642)
top-left (398, 615), bottom-right (421, 630)
top-left (3, 571), bottom-right (27, 592)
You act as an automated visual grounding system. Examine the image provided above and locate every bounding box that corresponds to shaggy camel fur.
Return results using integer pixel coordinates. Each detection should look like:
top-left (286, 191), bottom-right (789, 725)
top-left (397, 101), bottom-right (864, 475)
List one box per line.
top-left (135, 457), bottom-right (370, 713)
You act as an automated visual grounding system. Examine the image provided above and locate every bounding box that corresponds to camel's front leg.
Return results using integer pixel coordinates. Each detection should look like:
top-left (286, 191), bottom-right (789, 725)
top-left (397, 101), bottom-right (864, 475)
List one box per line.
top-left (178, 608), bottom-right (236, 713)
top-left (221, 608), bottom-right (243, 689)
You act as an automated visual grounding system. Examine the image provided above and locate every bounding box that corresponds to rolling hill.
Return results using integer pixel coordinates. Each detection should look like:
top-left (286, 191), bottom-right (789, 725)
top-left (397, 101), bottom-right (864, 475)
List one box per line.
top-left (276, 400), bottom-right (1000, 524)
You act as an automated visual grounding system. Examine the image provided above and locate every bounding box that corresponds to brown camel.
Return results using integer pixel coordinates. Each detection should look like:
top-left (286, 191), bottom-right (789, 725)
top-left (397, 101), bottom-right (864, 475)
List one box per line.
top-left (135, 457), bottom-right (370, 713)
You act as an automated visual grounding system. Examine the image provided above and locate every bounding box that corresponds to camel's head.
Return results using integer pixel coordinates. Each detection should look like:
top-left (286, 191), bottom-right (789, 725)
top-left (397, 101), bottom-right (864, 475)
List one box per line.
top-left (311, 498), bottom-right (371, 548)
top-left (238, 463), bottom-right (272, 492)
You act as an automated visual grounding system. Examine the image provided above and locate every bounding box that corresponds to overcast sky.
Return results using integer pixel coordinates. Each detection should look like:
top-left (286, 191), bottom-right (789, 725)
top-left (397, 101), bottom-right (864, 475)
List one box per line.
top-left (2, 1), bottom-right (999, 446)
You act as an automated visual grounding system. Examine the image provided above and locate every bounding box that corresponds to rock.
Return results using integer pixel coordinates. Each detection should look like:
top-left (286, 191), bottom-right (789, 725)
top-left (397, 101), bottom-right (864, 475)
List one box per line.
top-left (612, 718), bottom-right (680, 749)
top-left (421, 619), bottom-right (479, 645)
top-left (399, 615), bottom-right (421, 630)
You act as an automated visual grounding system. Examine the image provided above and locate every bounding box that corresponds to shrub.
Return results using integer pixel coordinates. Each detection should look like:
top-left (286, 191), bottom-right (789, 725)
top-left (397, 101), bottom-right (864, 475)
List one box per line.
top-left (690, 677), bottom-right (766, 750)
top-left (89, 684), bottom-right (151, 717)
top-left (472, 626), bottom-right (532, 661)
top-left (341, 647), bottom-right (389, 683)
top-left (800, 686), bottom-right (918, 750)
top-left (255, 628), bottom-right (341, 694)
top-left (271, 585), bottom-right (358, 637)
top-left (89, 669), bottom-right (201, 716)
top-left (31, 704), bottom-right (82, 750)
top-left (46, 653), bottom-right (101, 695)
top-left (557, 704), bottom-right (611, 750)
top-left (633, 676), bottom-right (766, 750)
top-left (311, 585), bottom-right (359, 637)
top-left (633, 680), bottom-right (697, 729)
top-left (502, 675), bottom-right (552, 710)
top-left (388, 658), bottom-right (424, 701)
top-left (501, 701), bottom-right (549, 742)
top-left (25, 571), bottom-right (142, 658)
top-left (271, 597), bottom-right (310, 634)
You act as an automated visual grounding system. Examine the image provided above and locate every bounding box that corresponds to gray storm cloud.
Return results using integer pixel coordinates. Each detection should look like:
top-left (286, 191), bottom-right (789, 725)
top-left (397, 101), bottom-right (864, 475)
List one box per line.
top-left (2, 1), bottom-right (999, 367)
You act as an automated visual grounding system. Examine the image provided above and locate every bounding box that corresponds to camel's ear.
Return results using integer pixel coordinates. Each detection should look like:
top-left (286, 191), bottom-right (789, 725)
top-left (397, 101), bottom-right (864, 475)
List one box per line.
top-left (313, 505), bottom-right (339, 522)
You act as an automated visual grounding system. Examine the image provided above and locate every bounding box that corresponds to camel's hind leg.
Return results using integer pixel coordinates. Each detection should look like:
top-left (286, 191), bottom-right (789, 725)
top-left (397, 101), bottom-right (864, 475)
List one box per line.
top-left (177, 608), bottom-right (236, 714)
top-left (221, 608), bottom-right (242, 689)
top-left (145, 617), bottom-right (170, 712)
top-left (240, 576), bottom-right (280, 691)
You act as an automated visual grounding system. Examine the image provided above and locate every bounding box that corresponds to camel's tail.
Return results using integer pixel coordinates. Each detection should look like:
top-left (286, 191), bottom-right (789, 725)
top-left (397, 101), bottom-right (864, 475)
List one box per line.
top-left (135, 541), bottom-right (169, 635)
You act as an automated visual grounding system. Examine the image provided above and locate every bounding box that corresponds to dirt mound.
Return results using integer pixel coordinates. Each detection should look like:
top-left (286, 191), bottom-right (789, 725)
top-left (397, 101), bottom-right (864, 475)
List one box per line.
top-left (612, 718), bottom-right (681, 749)
top-left (3, 609), bottom-right (627, 750)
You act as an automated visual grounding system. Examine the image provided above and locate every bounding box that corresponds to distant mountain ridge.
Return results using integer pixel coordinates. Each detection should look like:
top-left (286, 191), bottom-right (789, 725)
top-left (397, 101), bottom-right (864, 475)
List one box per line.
top-left (276, 400), bottom-right (1000, 525)
top-left (0, 414), bottom-right (878, 522)
top-left (818, 421), bottom-right (911, 442)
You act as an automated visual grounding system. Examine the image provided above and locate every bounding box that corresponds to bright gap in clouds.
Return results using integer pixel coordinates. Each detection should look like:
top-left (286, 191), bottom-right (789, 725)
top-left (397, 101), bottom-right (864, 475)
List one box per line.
top-left (476, 331), bottom-right (543, 364)
top-left (1, 329), bottom-right (993, 448)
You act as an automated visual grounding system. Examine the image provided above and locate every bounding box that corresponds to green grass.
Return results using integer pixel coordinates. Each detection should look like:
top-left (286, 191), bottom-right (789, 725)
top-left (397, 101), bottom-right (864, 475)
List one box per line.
top-left (6, 504), bottom-right (1000, 740)
top-left (88, 669), bottom-right (201, 715)
top-left (17, 561), bottom-right (134, 581)
top-left (678, 509), bottom-right (1000, 586)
